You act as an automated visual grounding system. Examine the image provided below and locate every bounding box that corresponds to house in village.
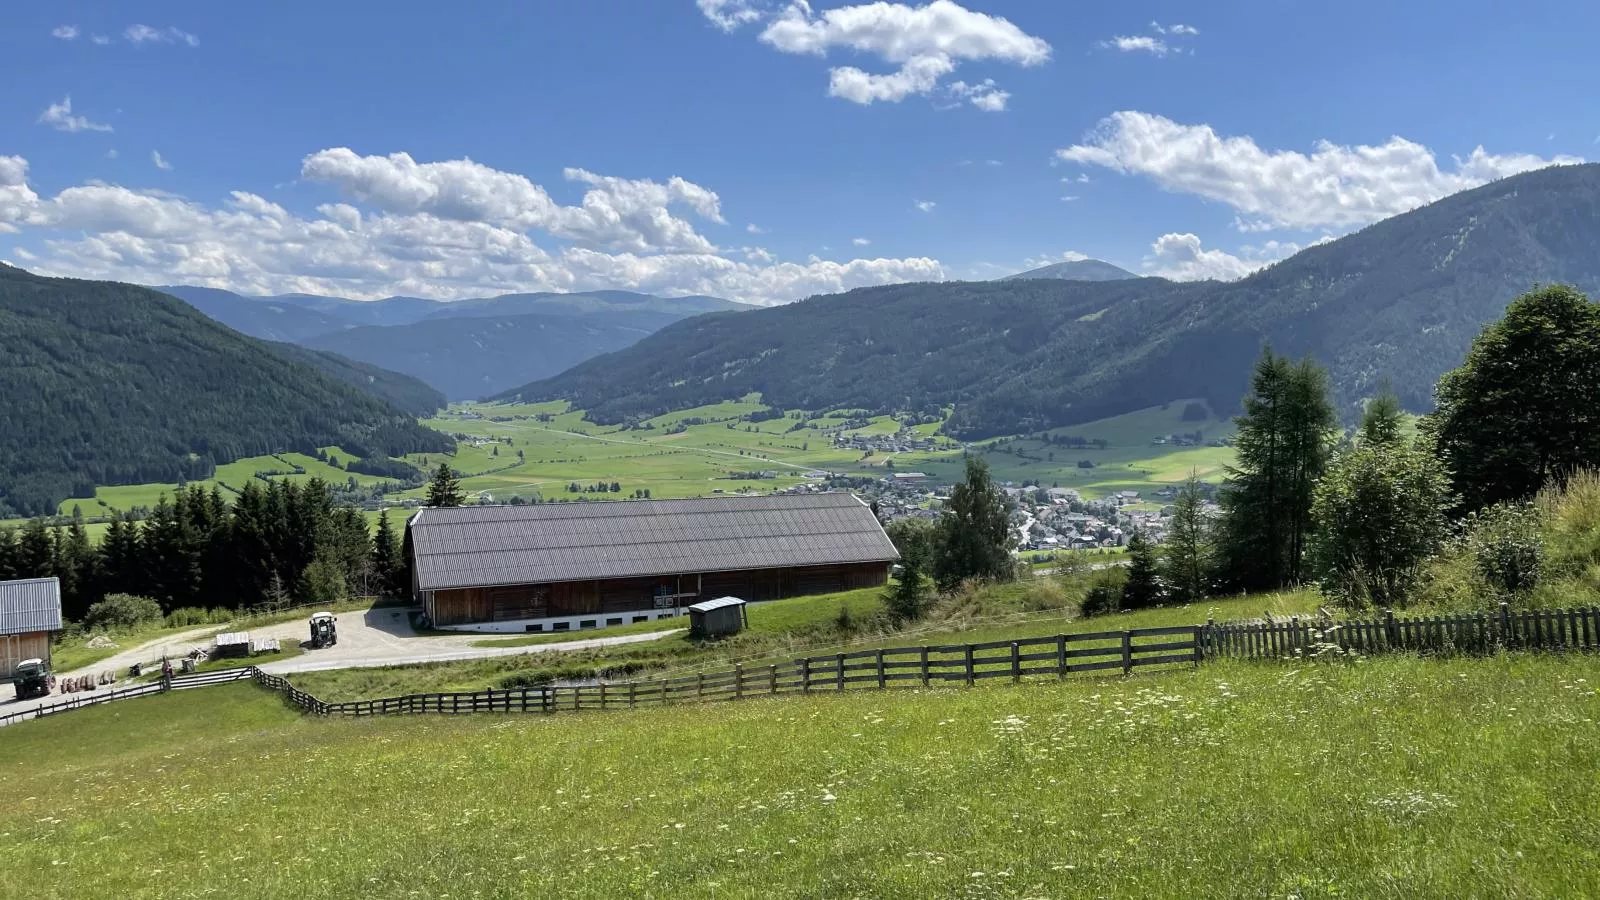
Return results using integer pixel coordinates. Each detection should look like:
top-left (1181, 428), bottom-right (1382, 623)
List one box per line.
top-left (409, 493), bottom-right (899, 633)
top-left (1, 577), bottom-right (63, 680)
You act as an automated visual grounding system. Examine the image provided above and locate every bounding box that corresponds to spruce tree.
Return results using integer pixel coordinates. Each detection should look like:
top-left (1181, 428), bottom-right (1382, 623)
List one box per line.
top-left (1214, 348), bottom-right (1335, 592)
top-left (883, 554), bottom-right (929, 623)
top-left (0, 527), bottom-right (16, 581)
top-left (426, 462), bottom-right (466, 508)
top-left (1162, 475), bottom-right (1210, 603)
top-left (372, 509), bottom-right (403, 597)
top-left (15, 518), bottom-right (54, 579)
top-left (1121, 529), bottom-right (1163, 609)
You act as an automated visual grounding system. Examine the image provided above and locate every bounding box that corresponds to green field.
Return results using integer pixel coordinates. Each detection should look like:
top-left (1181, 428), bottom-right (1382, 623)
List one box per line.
top-left (9, 398), bottom-right (1237, 538)
top-left (5, 652), bottom-right (1599, 898)
top-left (408, 396), bottom-right (1237, 505)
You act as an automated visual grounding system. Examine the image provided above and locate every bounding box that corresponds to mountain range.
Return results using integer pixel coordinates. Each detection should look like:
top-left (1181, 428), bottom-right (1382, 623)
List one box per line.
top-left (157, 285), bottom-right (750, 400)
top-left (0, 264), bottom-right (453, 517)
top-left (997, 258), bottom-right (1135, 282)
top-left (505, 163), bottom-right (1600, 438)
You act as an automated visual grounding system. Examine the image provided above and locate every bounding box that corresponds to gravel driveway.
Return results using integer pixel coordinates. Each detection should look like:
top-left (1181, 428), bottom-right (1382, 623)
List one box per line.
top-left (0, 608), bottom-right (682, 720)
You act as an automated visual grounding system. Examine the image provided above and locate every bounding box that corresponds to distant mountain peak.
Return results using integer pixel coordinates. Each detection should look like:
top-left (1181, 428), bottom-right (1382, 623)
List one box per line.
top-left (998, 258), bottom-right (1136, 282)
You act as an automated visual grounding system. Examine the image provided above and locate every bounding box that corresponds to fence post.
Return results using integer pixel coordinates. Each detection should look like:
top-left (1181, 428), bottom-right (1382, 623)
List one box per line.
top-left (1010, 642), bottom-right (1021, 684)
top-left (697, 672), bottom-right (705, 698)
top-left (1121, 631), bottom-right (1132, 676)
top-left (876, 650), bottom-right (886, 690)
top-left (801, 658), bottom-right (811, 694)
top-left (629, 682), bottom-right (636, 709)
top-left (920, 647), bottom-right (930, 686)
top-left (1500, 601), bottom-right (1511, 648)
top-left (735, 664), bottom-right (744, 700)
top-left (1056, 634), bottom-right (1068, 678)
top-left (836, 653), bottom-right (845, 692)
top-left (1192, 625), bottom-right (1203, 668)
top-left (1385, 608), bottom-right (1398, 650)
top-left (963, 645), bottom-right (975, 686)
top-left (770, 664), bottom-right (778, 694)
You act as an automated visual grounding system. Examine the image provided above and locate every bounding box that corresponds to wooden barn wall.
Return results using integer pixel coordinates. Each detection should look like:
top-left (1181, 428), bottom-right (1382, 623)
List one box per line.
top-left (432, 561), bottom-right (892, 625)
top-left (0, 631), bottom-right (50, 680)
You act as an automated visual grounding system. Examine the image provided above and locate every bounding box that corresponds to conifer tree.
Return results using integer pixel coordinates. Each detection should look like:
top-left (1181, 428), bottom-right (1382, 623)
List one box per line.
top-left (1162, 475), bottom-right (1211, 603)
top-left (426, 462), bottom-right (466, 507)
top-left (1121, 529), bottom-right (1163, 609)
top-left (372, 509), bottom-right (404, 597)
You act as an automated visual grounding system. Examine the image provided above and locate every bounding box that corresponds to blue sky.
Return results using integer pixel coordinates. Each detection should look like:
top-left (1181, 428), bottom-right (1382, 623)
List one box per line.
top-left (1, 1), bottom-right (1593, 304)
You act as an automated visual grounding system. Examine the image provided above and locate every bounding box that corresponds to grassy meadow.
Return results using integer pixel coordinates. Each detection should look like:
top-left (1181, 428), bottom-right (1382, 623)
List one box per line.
top-left (401, 395), bottom-right (1238, 507)
top-left (8, 396), bottom-right (1238, 539)
top-left (4, 653), bottom-right (1599, 898)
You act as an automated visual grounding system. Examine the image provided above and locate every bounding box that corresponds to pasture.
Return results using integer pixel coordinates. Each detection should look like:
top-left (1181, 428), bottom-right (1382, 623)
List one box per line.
top-left (4, 653), bottom-right (1598, 898)
top-left (8, 397), bottom-right (1237, 538)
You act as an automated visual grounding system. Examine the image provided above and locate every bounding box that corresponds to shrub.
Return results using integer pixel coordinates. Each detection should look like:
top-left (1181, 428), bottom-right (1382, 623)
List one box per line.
top-left (1465, 501), bottom-right (1545, 598)
top-left (164, 607), bottom-right (233, 628)
top-left (83, 594), bottom-right (164, 632)
top-left (1079, 571), bottom-right (1126, 618)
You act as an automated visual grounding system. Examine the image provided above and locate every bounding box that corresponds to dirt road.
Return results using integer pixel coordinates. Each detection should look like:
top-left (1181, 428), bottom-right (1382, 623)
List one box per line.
top-left (0, 608), bottom-right (683, 721)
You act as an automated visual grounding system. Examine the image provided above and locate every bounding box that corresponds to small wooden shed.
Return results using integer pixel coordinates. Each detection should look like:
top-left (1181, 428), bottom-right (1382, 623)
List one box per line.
top-left (687, 596), bottom-right (747, 638)
top-left (0, 577), bottom-right (62, 681)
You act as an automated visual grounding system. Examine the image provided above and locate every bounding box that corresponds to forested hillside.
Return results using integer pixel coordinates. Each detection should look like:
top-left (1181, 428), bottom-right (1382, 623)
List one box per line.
top-left (302, 309), bottom-right (702, 400)
top-left (263, 342), bottom-right (446, 417)
top-left (510, 164), bottom-right (1600, 436)
top-left (0, 265), bottom-right (452, 517)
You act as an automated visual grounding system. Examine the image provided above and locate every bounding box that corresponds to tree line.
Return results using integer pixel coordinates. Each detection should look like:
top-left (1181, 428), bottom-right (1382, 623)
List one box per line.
top-left (0, 478), bottom-right (408, 622)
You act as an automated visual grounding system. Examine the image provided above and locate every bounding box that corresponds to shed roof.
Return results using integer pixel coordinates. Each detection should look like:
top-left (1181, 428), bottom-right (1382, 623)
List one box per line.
top-left (411, 493), bottom-right (898, 592)
top-left (688, 596), bottom-right (747, 613)
top-left (0, 577), bottom-right (62, 635)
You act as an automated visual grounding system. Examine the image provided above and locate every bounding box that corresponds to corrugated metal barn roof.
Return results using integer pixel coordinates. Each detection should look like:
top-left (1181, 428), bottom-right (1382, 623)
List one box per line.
top-left (0, 577), bottom-right (63, 635)
top-left (411, 493), bottom-right (899, 592)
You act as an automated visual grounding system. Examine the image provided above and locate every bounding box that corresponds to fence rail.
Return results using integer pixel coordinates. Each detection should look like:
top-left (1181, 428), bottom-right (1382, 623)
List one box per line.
top-left (8, 603), bottom-right (1600, 729)
top-left (1202, 602), bottom-right (1600, 659)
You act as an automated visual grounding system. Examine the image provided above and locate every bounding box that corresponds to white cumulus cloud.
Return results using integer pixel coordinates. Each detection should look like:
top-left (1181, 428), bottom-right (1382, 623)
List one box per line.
top-left (151, 150), bottom-right (173, 171)
top-left (125, 24), bottom-right (199, 46)
top-left (698, 0), bottom-right (765, 31)
top-left (852, 236), bottom-right (871, 245)
top-left (0, 151), bottom-right (944, 306)
top-left (1058, 111), bottom-right (1585, 231)
top-left (702, 1), bottom-right (1049, 109)
top-left (914, 199), bottom-right (936, 213)
top-left (1143, 233), bottom-right (1318, 281)
top-left (52, 25), bottom-right (79, 40)
top-left (37, 96), bottom-right (113, 133)
top-left (1104, 35), bottom-right (1167, 56)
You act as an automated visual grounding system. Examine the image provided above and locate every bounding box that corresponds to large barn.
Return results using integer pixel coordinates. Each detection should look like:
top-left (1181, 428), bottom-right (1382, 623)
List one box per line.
top-left (409, 493), bottom-right (898, 633)
top-left (1, 577), bottom-right (63, 680)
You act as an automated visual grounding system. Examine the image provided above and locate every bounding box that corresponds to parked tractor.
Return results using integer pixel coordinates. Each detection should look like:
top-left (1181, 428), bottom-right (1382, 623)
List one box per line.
top-left (13, 658), bottom-right (55, 700)
top-left (309, 612), bottom-right (338, 649)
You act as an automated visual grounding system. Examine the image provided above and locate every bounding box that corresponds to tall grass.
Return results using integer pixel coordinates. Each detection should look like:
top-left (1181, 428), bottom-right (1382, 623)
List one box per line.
top-left (4, 654), bottom-right (1600, 898)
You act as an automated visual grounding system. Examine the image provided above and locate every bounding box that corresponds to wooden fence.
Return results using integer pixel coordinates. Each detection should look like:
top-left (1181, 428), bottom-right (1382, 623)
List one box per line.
top-left (0, 626), bottom-right (1203, 726)
top-left (8, 604), bottom-right (1599, 728)
top-left (1202, 602), bottom-right (1600, 659)
top-left (0, 667), bottom-right (254, 727)
top-left (271, 625), bottom-right (1205, 718)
